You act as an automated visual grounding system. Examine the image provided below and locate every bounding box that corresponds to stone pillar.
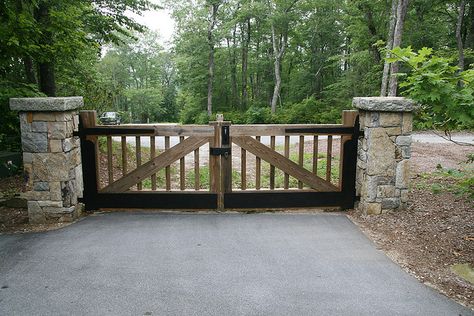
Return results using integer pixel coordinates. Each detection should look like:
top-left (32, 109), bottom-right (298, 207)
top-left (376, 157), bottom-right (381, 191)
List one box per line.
top-left (9, 97), bottom-right (83, 224)
top-left (353, 97), bottom-right (415, 215)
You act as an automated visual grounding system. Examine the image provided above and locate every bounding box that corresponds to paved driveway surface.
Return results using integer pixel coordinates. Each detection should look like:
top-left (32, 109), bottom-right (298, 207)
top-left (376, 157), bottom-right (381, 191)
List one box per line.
top-left (0, 212), bottom-right (472, 316)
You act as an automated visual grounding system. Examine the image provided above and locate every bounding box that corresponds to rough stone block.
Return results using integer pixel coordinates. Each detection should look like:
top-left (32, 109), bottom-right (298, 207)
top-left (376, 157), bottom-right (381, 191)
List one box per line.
top-left (73, 114), bottom-right (80, 131)
top-left (34, 181), bottom-right (49, 192)
top-left (23, 152), bottom-right (33, 164)
top-left (22, 132), bottom-right (48, 153)
top-left (38, 201), bottom-right (63, 207)
top-left (49, 182), bottom-right (62, 201)
top-left (402, 113), bottom-right (413, 134)
top-left (48, 122), bottom-right (67, 139)
top-left (385, 127), bottom-right (402, 136)
top-left (32, 153), bottom-right (69, 181)
top-left (21, 191), bottom-right (50, 201)
top-left (10, 97), bottom-right (84, 112)
top-left (400, 189), bottom-right (409, 203)
top-left (65, 121), bottom-right (74, 138)
top-left (23, 163), bottom-right (33, 189)
top-left (396, 136), bottom-right (412, 146)
top-left (31, 121), bottom-right (48, 132)
top-left (365, 112), bottom-right (380, 127)
top-left (62, 137), bottom-right (74, 152)
top-left (353, 97), bottom-right (416, 112)
top-left (396, 160), bottom-right (410, 189)
top-left (401, 146), bottom-right (411, 159)
top-left (382, 198), bottom-right (400, 209)
top-left (27, 201), bottom-right (46, 224)
top-left (75, 166), bottom-right (83, 198)
top-left (377, 185), bottom-right (397, 198)
top-left (379, 113), bottom-right (402, 127)
top-left (19, 113), bottom-right (32, 132)
top-left (366, 203), bottom-right (382, 215)
top-left (366, 128), bottom-right (396, 176)
top-left (49, 139), bottom-right (62, 153)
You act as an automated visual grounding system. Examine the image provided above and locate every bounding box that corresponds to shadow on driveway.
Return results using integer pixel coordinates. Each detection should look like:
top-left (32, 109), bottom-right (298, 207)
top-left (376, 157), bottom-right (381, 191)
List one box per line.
top-left (0, 212), bottom-right (472, 315)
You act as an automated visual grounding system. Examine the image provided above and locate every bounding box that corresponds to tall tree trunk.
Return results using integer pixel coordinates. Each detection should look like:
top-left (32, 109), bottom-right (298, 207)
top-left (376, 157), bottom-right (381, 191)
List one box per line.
top-left (271, 25), bottom-right (286, 114)
top-left (35, 2), bottom-right (56, 96)
top-left (388, 0), bottom-right (409, 96)
top-left (456, 0), bottom-right (466, 71)
top-left (226, 35), bottom-right (238, 108)
top-left (468, 4), bottom-right (474, 49)
top-left (207, 3), bottom-right (219, 117)
top-left (23, 56), bottom-right (37, 84)
top-left (241, 18), bottom-right (251, 109)
top-left (381, 0), bottom-right (398, 96)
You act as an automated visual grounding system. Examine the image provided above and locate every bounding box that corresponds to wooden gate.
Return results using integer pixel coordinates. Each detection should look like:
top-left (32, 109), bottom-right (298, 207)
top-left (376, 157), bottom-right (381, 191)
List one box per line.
top-left (77, 110), bottom-right (360, 211)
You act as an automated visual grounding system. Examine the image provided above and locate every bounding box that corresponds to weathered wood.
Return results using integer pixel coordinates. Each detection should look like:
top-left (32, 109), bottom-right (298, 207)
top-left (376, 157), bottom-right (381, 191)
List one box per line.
top-left (241, 148), bottom-right (247, 190)
top-left (100, 136), bottom-right (208, 193)
top-left (231, 124), bottom-right (345, 136)
top-left (80, 111), bottom-right (100, 189)
top-left (339, 110), bottom-right (358, 188)
top-left (107, 136), bottom-right (113, 185)
top-left (194, 148), bottom-right (200, 190)
top-left (150, 136), bottom-right (156, 190)
top-left (165, 136), bottom-right (171, 191)
top-left (270, 136), bottom-right (276, 189)
top-left (221, 123), bottom-right (232, 194)
top-left (326, 135), bottom-right (333, 182)
top-left (313, 135), bottom-right (319, 175)
top-left (284, 136), bottom-right (290, 190)
top-left (255, 136), bottom-right (261, 190)
top-left (233, 136), bottom-right (338, 192)
top-left (121, 136), bottom-right (128, 176)
top-left (298, 135), bottom-right (304, 189)
top-left (209, 123), bottom-right (221, 195)
top-left (136, 136), bottom-right (142, 190)
top-left (180, 136), bottom-right (185, 191)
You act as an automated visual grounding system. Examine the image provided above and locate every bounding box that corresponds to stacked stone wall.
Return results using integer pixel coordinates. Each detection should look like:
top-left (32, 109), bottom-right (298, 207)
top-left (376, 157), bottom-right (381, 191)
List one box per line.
top-left (353, 97), bottom-right (415, 215)
top-left (10, 97), bottom-right (83, 224)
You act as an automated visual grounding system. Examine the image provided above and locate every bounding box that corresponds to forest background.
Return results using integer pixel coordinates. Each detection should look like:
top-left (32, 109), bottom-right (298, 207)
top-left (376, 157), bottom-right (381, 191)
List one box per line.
top-left (1, 0), bottom-right (473, 152)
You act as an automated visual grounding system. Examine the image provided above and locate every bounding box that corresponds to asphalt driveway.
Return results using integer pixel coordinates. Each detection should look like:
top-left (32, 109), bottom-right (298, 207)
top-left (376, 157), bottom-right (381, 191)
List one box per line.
top-left (0, 212), bottom-right (472, 316)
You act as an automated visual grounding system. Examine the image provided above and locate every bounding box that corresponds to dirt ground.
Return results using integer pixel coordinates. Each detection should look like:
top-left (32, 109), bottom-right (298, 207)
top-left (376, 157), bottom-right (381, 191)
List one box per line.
top-left (350, 140), bottom-right (474, 310)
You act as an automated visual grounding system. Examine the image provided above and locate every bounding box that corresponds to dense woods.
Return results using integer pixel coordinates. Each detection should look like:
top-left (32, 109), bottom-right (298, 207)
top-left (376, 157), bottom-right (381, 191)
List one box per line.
top-left (1, 0), bottom-right (473, 143)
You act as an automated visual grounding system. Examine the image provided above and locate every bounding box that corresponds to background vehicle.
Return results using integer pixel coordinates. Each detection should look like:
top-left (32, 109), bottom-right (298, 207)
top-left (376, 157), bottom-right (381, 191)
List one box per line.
top-left (99, 112), bottom-right (121, 125)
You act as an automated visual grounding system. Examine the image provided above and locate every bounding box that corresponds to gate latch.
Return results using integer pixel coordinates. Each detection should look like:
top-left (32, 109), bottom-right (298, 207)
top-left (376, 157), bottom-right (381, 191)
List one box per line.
top-left (210, 147), bottom-right (231, 157)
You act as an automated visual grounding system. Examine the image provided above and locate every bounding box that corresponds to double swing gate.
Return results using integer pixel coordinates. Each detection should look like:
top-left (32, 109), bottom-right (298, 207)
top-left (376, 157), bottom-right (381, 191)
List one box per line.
top-left (77, 110), bottom-right (360, 211)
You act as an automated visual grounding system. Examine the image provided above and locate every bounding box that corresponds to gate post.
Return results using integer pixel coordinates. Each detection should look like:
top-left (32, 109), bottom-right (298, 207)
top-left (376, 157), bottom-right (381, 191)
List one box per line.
top-left (353, 97), bottom-right (415, 215)
top-left (9, 97), bottom-right (84, 224)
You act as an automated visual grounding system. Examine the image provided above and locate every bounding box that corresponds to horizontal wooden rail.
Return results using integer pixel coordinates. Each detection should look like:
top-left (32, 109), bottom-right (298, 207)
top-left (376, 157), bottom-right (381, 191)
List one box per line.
top-left (231, 124), bottom-right (347, 136)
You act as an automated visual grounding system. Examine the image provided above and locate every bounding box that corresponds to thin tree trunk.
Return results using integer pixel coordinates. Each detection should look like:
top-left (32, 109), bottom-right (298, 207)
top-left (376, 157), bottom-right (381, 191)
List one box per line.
top-left (381, 0), bottom-right (398, 96)
top-left (456, 0), bottom-right (466, 71)
top-left (271, 25), bottom-right (286, 114)
top-left (388, 0), bottom-right (409, 96)
top-left (226, 34), bottom-right (238, 108)
top-left (241, 18), bottom-right (251, 109)
top-left (207, 3), bottom-right (219, 117)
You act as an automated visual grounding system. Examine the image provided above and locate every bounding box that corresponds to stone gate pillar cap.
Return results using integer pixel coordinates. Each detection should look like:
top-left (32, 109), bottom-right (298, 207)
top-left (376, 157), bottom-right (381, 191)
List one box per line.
top-left (353, 97), bottom-right (416, 112)
top-left (9, 97), bottom-right (83, 112)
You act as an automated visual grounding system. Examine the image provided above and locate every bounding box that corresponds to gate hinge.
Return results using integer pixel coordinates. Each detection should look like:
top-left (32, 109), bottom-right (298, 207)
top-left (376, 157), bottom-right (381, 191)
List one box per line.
top-left (210, 147), bottom-right (231, 156)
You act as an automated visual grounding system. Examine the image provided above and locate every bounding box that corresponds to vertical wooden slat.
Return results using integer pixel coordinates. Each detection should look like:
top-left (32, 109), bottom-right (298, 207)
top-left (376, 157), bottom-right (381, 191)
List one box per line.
top-left (106, 136), bottom-right (113, 185)
top-left (180, 136), bottom-right (185, 190)
top-left (165, 136), bottom-right (171, 191)
top-left (284, 136), bottom-right (290, 189)
top-left (221, 123), bottom-right (232, 194)
top-left (194, 148), bottom-right (200, 190)
top-left (241, 148), bottom-right (247, 190)
top-left (298, 135), bottom-right (304, 189)
top-left (326, 135), bottom-right (333, 182)
top-left (209, 122), bottom-right (222, 209)
top-left (150, 136), bottom-right (156, 190)
top-left (270, 136), bottom-right (276, 189)
top-left (313, 135), bottom-right (319, 175)
top-left (339, 110), bottom-right (358, 188)
top-left (121, 136), bottom-right (127, 176)
top-left (255, 136), bottom-right (261, 190)
top-left (136, 136), bottom-right (142, 190)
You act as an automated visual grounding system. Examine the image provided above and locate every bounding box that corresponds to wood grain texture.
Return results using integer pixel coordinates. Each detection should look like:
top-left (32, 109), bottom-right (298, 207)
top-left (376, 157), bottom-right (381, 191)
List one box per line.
top-left (165, 136), bottom-right (171, 191)
top-left (255, 136), bottom-right (261, 190)
top-left (284, 136), bottom-right (290, 189)
top-left (298, 135), bottom-right (304, 189)
top-left (121, 136), bottom-right (128, 176)
top-left (180, 136), bottom-right (185, 190)
top-left (136, 136), bottom-right (142, 190)
top-left (313, 135), bottom-right (319, 175)
top-left (326, 135), bottom-right (333, 182)
top-left (150, 136), bottom-right (156, 190)
top-left (107, 136), bottom-right (113, 185)
top-left (100, 136), bottom-right (209, 193)
top-left (241, 148), bottom-right (247, 190)
top-left (194, 148), bottom-right (200, 190)
top-left (270, 136), bottom-right (276, 190)
top-left (233, 136), bottom-right (338, 192)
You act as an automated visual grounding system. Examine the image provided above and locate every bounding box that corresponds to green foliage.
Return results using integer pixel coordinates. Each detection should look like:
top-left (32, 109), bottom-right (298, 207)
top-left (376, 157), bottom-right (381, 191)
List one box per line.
top-left (387, 46), bottom-right (474, 130)
top-left (0, 81), bottom-right (45, 151)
